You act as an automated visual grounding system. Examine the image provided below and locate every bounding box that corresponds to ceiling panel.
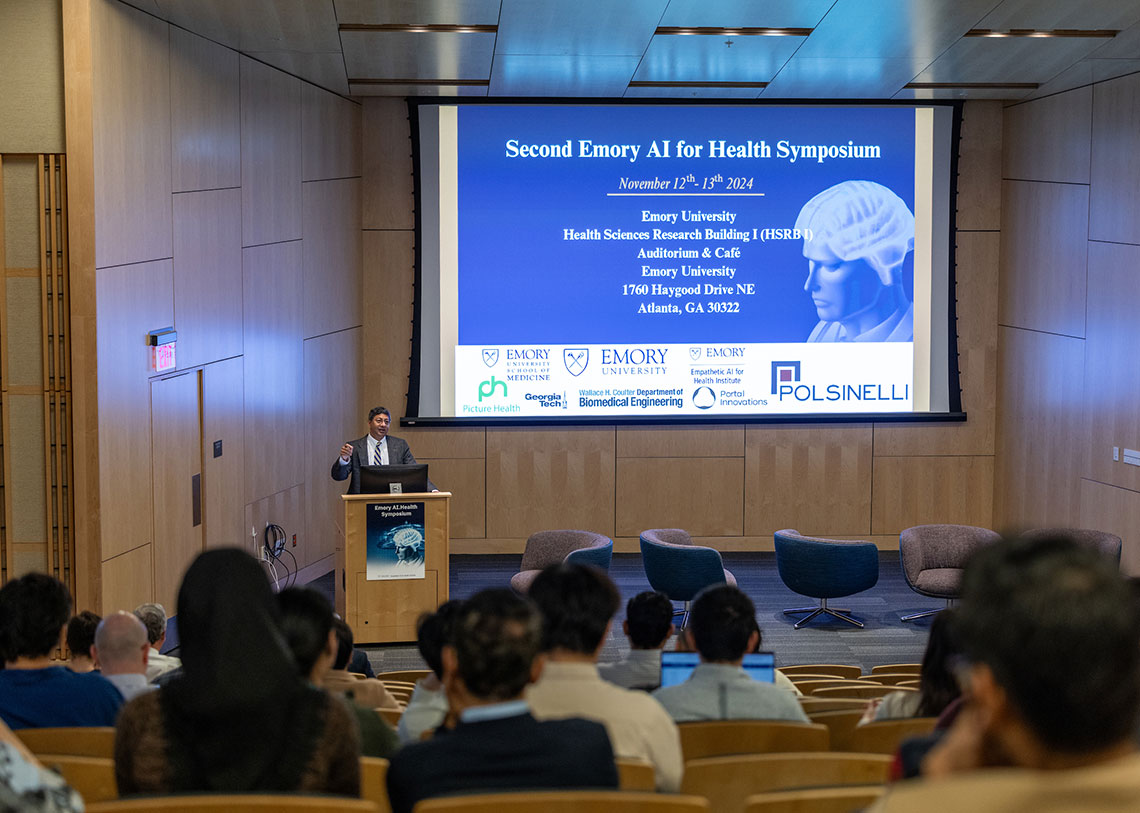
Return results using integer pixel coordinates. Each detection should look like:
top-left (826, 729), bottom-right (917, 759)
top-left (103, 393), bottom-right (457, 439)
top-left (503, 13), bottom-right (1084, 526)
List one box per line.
top-left (634, 34), bottom-right (804, 83)
top-left (1088, 21), bottom-right (1140, 58)
top-left (248, 51), bottom-right (350, 96)
top-left (912, 36), bottom-right (1112, 84)
top-left (341, 30), bottom-right (495, 80)
top-left (763, 57), bottom-right (928, 98)
top-left (155, 0), bottom-right (341, 52)
top-left (658, 0), bottom-right (833, 28)
top-left (976, 0), bottom-right (1140, 31)
top-left (349, 83), bottom-right (489, 97)
top-left (489, 54), bottom-right (642, 96)
top-left (893, 85), bottom-right (1035, 100)
top-left (1022, 57), bottom-right (1140, 100)
top-left (496, 0), bottom-right (665, 56)
top-left (120, 0), bottom-right (161, 14)
top-left (333, 0), bottom-right (502, 26)
top-left (797, 0), bottom-right (995, 59)
top-left (623, 85), bottom-right (762, 99)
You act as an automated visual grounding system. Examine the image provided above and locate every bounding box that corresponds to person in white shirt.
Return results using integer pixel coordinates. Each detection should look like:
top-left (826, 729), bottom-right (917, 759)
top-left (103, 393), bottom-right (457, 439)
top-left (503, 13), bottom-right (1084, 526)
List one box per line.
top-left (398, 599), bottom-right (465, 744)
top-left (93, 611), bottom-right (155, 702)
top-left (598, 591), bottom-right (674, 690)
top-left (134, 602), bottom-right (181, 683)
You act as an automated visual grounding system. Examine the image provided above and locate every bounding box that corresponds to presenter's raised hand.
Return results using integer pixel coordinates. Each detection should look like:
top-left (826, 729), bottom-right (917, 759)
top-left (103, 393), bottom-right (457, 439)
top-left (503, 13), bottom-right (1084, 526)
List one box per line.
top-left (339, 442), bottom-right (353, 462)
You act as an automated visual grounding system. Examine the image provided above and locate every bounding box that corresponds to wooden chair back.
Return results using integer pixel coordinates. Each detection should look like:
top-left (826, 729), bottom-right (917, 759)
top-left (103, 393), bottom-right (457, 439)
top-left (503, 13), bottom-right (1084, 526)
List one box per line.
top-left (858, 673), bottom-right (922, 686)
top-left (743, 787), bottom-right (885, 813)
top-left (37, 755), bottom-right (117, 803)
top-left (797, 680), bottom-right (878, 695)
top-left (376, 670), bottom-right (430, 684)
top-left (360, 757), bottom-right (390, 813)
top-left (678, 721), bottom-right (829, 760)
top-left (380, 683), bottom-right (415, 703)
top-left (870, 663), bottom-right (919, 675)
top-left (616, 758), bottom-right (656, 791)
top-left (681, 753), bottom-right (891, 813)
top-left (796, 698), bottom-right (868, 713)
top-left (15, 727), bottom-right (116, 758)
top-left (784, 674), bottom-right (856, 685)
top-left (776, 665), bottom-right (862, 679)
top-left (804, 710), bottom-right (865, 751)
top-left (843, 718), bottom-right (938, 754)
top-left (376, 707), bottom-right (403, 727)
top-left (413, 791), bottom-right (709, 812)
top-left (813, 685), bottom-right (913, 700)
top-left (898, 679), bottom-right (920, 688)
top-left (86, 797), bottom-right (379, 812)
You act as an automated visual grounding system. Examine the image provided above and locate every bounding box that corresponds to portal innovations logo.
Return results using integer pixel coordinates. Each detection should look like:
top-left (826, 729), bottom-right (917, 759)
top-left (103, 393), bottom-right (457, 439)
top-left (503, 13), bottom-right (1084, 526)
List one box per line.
top-left (478, 376), bottom-right (507, 402)
top-left (771, 361), bottom-right (801, 394)
top-left (692, 386), bottom-right (716, 409)
top-left (482, 349), bottom-right (499, 368)
top-left (564, 348), bottom-right (589, 377)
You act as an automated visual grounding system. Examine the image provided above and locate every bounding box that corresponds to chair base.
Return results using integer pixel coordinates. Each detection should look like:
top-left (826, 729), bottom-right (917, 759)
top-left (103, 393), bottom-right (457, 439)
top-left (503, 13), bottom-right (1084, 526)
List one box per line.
top-left (672, 600), bottom-right (692, 629)
top-left (783, 598), bottom-right (863, 629)
top-left (901, 598), bottom-right (953, 622)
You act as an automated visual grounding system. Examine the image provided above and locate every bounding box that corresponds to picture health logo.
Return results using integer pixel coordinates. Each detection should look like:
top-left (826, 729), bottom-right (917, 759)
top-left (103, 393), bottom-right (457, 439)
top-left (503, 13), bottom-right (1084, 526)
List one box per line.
top-left (478, 376), bottom-right (507, 402)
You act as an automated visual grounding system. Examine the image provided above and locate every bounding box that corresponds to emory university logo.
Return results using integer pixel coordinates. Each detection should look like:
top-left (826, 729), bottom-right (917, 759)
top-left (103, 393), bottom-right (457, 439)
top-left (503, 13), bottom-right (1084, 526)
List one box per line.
top-left (482, 349), bottom-right (499, 367)
top-left (564, 348), bottom-right (589, 377)
top-left (771, 361), bottom-right (801, 394)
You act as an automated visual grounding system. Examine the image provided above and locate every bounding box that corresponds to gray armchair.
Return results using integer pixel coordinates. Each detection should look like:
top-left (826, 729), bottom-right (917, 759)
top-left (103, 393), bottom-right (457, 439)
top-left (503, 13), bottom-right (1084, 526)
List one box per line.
top-left (509, 530), bottom-right (613, 594)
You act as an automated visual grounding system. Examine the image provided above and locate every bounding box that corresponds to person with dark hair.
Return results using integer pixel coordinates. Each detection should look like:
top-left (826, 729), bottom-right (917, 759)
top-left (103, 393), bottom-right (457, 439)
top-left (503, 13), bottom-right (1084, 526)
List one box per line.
top-left (526, 564), bottom-right (682, 791)
top-left (324, 617), bottom-right (400, 710)
top-left (386, 588), bottom-right (617, 813)
top-left (398, 599), bottom-right (464, 743)
top-left (331, 406), bottom-right (436, 493)
top-left (65, 611), bottom-right (101, 673)
top-left (864, 609), bottom-right (962, 725)
top-left (133, 603), bottom-right (181, 682)
top-left (652, 585), bottom-right (808, 724)
top-left (277, 588), bottom-right (399, 758)
top-left (598, 591), bottom-right (675, 690)
top-left (114, 549), bottom-right (361, 796)
top-left (870, 535), bottom-right (1140, 812)
top-left (0, 573), bottom-right (122, 728)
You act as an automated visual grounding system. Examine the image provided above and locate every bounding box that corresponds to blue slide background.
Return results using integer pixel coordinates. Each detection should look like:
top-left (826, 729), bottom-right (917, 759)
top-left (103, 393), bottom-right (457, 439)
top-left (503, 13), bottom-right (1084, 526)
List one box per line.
top-left (456, 105), bottom-right (915, 344)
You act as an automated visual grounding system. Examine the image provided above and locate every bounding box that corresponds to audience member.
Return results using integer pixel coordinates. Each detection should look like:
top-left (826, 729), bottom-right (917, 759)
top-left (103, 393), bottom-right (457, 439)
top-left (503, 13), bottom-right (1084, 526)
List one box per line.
top-left (399, 599), bottom-right (464, 743)
top-left (65, 611), bottom-right (100, 673)
top-left (526, 563), bottom-right (683, 791)
top-left (347, 647), bottom-right (376, 678)
top-left (326, 617), bottom-right (400, 710)
top-left (115, 549), bottom-right (360, 796)
top-left (386, 588), bottom-right (617, 813)
top-left (0, 717), bottom-right (83, 812)
top-left (870, 535), bottom-right (1140, 812)
top-left (863, 608), bottom-right (961, 726)
top-left (0, 573), bottom-right (122, 728)
top-left (598, 590), bottom-right (674, 690)
top-left (652, 585), bottom-right (809, 723)
top-left (277, 587), bottom-right (399, 758)
top-left (93, 611), bottom-right (155, 702)
top-left (133, 603), bottom-right (181, 683)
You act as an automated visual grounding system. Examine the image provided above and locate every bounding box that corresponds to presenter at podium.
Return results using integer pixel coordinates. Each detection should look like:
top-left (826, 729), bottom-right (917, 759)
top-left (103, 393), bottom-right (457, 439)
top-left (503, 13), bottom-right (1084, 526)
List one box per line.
top-left (331, 406), bottom-right (437, 493)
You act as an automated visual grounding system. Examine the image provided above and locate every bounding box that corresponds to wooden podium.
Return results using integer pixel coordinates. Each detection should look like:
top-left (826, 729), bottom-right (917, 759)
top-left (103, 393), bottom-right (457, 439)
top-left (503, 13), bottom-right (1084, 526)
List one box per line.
top-left (337, 492), bottom-right (450, 644)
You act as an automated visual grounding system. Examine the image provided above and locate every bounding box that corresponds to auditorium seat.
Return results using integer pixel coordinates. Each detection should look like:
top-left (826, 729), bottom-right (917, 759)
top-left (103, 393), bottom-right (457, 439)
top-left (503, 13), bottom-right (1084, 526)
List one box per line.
top-left (773, 530), bottom-right (878, 629)
top-left (677, 721), bottom-right (829, 760)
top-left (14, 726), bottom-right (115, 758)
top-left (1019, 527), bottom-right (1122, 564)
top-left (509, 530), bottom-right (613, 593)
top-left (898, 524), bottom-right (1001, 621)
top-left (743, 787), bottom-right (885, 813)
top-left (639, 529), bottom-right (735, 627)
top-left (85, 796), bottom-right (379, 812)
top-left (412, 791), bottom-right (710, 812)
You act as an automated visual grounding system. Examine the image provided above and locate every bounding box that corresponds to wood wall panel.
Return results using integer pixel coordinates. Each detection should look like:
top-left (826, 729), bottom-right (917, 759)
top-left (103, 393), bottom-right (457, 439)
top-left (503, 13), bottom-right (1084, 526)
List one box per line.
top-left (998, 181), bottom-right (1088, 337)
top-left (616, 457), bottom-right (744, 537)
top-left (303, 178), bottom-right (362, 338)
top-left (362, 230), bottom-right (414, 414)
top-left (875, 231), bottom-right (998, 456)
top-left (304, 329), bottom-right (361, 568)
top-left (202, 357), bottom-right (246, 550)
top-left (616, 426), bottom-right (744, 458)
top-left (1083, 241), bottom-right (1140, 493)
top-left (1090, 73), bottom-right (1140, 244)
top-left (169, 26), bottom-right (239, 193)
top-left (96, 259), bottom-right (174, 560)
top-left (1079, 479), bottom-right (1140, 576)
top-left (302, 83), bottom-right (361, 182)
top-left (242, 241), bottom-right (304, 503)
top-left (993, 327), bottom-right (1085, 532)
top-left (1002, 86), bottom-right (1092, 184)
top-left (872, 456), bottom-right (993, 535)
top-left (172, 188), bottom-right (243, 368)
top-left (401, 427), bottom-right (486, 459)
top-left (486, 428), bottom-right (615, 539)
top-left (92, 0), bottom-right (172, 269)
top-left (955, 101), bottom-right (1003, 232)
top-left (744, 426), bottom-right (872, 537)
top-left (244, 483), bottom-right (306, 585)
top-left (362, 98), bottom-right (414, 230)
top-left (100, 544), bottom-right (153, 612)
top-left (417, 458), bottom-right (485, 539)
top-left (240, 56), bottom-right (301, 246)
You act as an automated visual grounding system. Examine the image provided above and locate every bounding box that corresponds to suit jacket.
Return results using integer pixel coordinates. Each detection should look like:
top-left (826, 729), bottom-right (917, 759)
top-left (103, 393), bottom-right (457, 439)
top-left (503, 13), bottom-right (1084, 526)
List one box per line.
top-left (330, 434), bottom-right (435, 492)
top-left (386, 711), bottom-right (618, 813)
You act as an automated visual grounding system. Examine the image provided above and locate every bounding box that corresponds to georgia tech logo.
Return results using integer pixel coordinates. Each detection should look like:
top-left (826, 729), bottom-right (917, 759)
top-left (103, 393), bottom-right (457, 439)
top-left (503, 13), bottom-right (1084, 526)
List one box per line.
top-left (478, 376), bottom-right (507, 402)
top-left (771, 361), bottom-right (801, 394)
top-left (482, 349), bottom-right (499, 368)
top-left (692, 386), bottom-right (716, 409)
top-left (564, 348), bottom-right (589, 377)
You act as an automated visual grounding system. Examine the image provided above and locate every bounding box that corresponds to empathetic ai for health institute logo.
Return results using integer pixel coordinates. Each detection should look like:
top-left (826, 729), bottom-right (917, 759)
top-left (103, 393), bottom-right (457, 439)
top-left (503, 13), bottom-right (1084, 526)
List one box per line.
top-left (771, 361), bottom-right (801, 394)
top-left (482, 349), bottom-right (499, 368)
top-left (564, 348), bottom-right (589, 377)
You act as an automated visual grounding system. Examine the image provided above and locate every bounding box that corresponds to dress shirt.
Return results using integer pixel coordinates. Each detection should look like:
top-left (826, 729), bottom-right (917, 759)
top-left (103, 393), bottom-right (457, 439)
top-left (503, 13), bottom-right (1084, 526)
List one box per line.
top-left (367, 435), bottom-right (388, 466)
top-left (652, 662), bottom-right (810, 723)
top-left (105, 672), bottom-right (156, 703)
top-left (398, 680), bottom-right (450, 743)
top-left (597, 649), bottom-right (664, 690)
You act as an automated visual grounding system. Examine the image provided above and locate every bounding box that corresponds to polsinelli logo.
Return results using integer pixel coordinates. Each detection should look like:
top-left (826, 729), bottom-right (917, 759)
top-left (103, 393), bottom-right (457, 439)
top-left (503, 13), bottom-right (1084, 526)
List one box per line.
top-left (478, 376), bottom-right (508, 402)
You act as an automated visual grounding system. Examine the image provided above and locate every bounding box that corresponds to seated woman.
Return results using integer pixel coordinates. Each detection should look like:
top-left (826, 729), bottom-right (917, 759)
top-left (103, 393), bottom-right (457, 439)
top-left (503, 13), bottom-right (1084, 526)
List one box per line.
top-left (114, 549), bottom-right (360, 796)
top-left (863, 609), bottom-right (960, 724)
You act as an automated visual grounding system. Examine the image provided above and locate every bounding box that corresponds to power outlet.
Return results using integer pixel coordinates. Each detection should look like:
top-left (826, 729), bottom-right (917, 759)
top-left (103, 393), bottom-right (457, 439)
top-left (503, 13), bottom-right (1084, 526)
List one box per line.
top-left (1114, 446), bottom-right (1120, 462)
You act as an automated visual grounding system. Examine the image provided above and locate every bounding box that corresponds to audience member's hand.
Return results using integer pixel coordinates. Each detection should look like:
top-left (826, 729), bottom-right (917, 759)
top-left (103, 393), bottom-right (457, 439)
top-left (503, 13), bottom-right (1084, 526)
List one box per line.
top-left (859, 697), bottom-right (883, 725)
top-left (921, 702), bottom-right (987, 778)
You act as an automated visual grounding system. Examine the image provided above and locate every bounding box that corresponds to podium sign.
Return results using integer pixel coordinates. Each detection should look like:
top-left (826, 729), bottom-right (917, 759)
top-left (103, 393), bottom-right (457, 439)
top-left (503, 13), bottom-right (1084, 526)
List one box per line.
top-left (366, 501), bottom-right (426, 580)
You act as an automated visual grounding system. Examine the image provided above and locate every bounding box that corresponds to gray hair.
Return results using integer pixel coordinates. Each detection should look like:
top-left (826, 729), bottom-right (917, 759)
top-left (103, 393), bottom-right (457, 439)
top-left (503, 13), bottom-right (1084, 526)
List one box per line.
top-left (134, 602), bottom-right (168, 645)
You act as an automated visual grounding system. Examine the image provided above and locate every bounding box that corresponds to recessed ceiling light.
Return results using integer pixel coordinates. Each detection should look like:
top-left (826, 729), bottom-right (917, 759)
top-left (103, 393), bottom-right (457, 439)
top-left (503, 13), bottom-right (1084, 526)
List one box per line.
top-left (965, 28), bottom-right (1117, 38)
top-left (655, 26), bottom-right (812, 37)
top-left (339, 24), bottom-right (497, 34)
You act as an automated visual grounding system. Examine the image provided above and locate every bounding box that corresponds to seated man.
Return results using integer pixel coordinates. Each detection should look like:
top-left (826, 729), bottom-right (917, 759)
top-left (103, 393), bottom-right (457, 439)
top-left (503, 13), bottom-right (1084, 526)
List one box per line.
top-left (526, 564), bottom-right (682, 792)
top-left (598, 590), bottom-right (674, 690)
top-left (277, 587), bottom-right (399, 758)
top-left (653, 585), bottom-right (809, 723)
top-left (65, 611), bottom-right (100, 673)
top-left (92, 612), bottom-right (155, 702)
top-left (387, 588), bottom-right (617, 813)
top-left (324, 617), bottom-right (400, 710)
top-left (133, 603), bottom-right (180, 683)
top-left (870, 535), bottom-right (1140, 812)
top-left (0, 573), bottom-right (123, 728)
top-left (398, 599), bottom-right (464, 744)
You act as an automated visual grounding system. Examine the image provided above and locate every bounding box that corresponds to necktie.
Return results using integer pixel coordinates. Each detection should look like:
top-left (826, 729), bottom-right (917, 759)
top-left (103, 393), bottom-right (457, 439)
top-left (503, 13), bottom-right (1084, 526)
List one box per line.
top-left (373, 442), bottom-right (382, 466)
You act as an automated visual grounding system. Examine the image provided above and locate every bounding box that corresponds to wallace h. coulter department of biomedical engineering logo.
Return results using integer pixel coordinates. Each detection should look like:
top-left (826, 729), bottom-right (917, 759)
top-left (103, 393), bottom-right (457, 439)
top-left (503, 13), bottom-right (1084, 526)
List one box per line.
top-left (564, 348), bottom-right (588, 377)
top-left (771, 361), bottom-right (801, 394)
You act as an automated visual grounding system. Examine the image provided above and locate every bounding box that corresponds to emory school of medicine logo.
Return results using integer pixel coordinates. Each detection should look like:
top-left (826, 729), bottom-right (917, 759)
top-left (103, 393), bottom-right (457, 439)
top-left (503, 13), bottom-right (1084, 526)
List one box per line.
top-left (482, 349), bottom-right (499, 368)
top-left (564, 348), bottom-right (589, 376)
top-left (771, 361), bottom-right (801, 394)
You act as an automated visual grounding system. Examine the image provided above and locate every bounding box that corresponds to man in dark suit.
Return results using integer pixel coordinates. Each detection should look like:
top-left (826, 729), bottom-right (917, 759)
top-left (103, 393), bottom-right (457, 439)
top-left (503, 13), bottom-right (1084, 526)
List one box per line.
top-left (330, 406), bottom-right (435, 492)
top-left (385, 589), bottom-right (618, 813)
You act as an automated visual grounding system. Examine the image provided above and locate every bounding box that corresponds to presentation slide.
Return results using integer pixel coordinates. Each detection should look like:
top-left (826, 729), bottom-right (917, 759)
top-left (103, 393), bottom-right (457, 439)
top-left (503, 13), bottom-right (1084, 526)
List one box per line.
top-left (415, 103), bottom-right (954, 421)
